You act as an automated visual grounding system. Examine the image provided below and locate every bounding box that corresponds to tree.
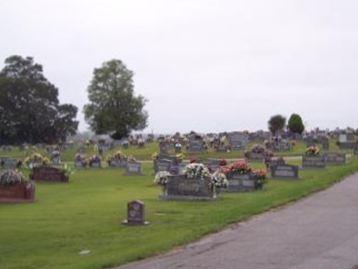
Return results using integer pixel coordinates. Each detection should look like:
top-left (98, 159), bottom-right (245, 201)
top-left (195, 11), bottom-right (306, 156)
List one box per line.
top-left (0, 55), bottom-right (78, 144)
top-left (288, 113), bottom-right (305, 134)
top-left (268, 115), bottom-right (286, 135)
top-left (84, 59), bottom-right (148, 140)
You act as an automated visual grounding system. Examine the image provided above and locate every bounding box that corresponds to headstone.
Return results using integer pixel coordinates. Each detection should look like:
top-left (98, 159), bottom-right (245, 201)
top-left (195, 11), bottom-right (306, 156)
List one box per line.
top-left (160, 176), bottom-right (216, 200)
top-left (108, 159), bottom-right (127, 168)
top-left (155, 159), bottom-right (172, 173)
top-left (188, 139), bottom-right (204, 152)
top-left (302, 155), bottom-right (326, 168)
top-left (126, 161), bottom-right (143, 175)
top-left (122, 200), bottom-right (149, 226)
top-left (323, 153), bottom-right (346, 165)
top-left (0, 157), bottom-right (18, 169)
top-left (224, 173), bottom-right (259, 192)
top-left (271, 165), bottom-right (299, 179)
top-left (30, 166), bottom-right (69, 183)
top-left (228, 132), bottom-right (249, 150)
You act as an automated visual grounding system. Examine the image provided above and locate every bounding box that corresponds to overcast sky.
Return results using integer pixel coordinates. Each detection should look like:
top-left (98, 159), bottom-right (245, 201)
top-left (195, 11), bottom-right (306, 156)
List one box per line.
top-left (0, 0), bottom-right (357, 133)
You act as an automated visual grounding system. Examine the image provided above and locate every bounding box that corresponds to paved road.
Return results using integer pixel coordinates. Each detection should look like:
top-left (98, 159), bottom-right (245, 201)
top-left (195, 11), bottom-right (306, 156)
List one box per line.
top-left (117, 174), bottom-right (358, 269)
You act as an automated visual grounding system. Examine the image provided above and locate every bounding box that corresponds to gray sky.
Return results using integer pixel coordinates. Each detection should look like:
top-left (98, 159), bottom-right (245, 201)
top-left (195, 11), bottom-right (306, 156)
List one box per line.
top-left (0, 0), bottom-right (357, 133)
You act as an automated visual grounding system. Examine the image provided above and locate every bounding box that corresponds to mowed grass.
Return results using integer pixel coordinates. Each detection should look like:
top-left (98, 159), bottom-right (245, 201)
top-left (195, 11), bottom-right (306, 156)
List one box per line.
top-left (1, 156), bottom-right (358, 269)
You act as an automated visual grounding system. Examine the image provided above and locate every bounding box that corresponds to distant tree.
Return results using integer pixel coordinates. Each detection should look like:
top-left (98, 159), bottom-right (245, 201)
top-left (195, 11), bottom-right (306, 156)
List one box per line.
top-left (268, 115), bottom-right (286, 135)
top-left (84, 59), bottom-right (148, 140)
top-left (288, 113), bottom-right (305, 134)
top-left (0, 55), bottom-right (78, 144)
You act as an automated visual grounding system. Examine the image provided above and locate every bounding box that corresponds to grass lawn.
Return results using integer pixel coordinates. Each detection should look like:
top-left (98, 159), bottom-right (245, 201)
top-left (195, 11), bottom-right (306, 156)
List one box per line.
top-left (1, 155), bottom-right (358, 269)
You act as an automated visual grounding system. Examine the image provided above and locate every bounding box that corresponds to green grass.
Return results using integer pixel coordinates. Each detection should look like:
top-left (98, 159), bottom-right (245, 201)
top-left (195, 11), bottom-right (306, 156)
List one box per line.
top-left (1, 156), bottom-right (358, 269)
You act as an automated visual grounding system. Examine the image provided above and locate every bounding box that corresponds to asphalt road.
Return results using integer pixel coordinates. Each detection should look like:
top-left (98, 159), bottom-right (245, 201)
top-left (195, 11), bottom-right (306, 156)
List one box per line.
top-left (116, 173), bottom-right (358, 269)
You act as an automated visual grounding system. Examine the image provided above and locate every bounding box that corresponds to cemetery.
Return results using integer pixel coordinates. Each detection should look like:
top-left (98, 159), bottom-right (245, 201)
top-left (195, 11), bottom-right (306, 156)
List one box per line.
top-left (0, 128), bottom-right (357, 269)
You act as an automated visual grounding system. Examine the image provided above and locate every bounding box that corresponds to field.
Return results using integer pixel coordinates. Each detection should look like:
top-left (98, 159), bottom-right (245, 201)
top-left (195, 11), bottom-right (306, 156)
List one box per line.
top-left (1, 152), bottom-right (358, 269)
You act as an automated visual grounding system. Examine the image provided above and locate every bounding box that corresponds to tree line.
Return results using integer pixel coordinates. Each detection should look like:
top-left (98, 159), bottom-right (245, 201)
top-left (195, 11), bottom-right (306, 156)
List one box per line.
top-left (0, 56), bottom-right (147, 145)
top-left (0, 55), bottom-right (305, 145)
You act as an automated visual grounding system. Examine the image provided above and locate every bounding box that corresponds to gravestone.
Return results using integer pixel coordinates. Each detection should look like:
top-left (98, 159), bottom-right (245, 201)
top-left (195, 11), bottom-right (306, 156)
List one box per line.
top-left (188, 139), bottom-right (204, 152)
top-left (205, 159), bottom-right (221, 173)
top-left (126, 161), bottom-right (143, 175)
top-left (224, 173), bottom-right (259, 192)
top-left (0, 157), bottom-right (18, 169)
top-left (122, 200), bottom-right (149, 226)
top-left (108, 159), bottom-right (127, 168)
top-left (30, 166), bottom-right (69, 183)
top-left (228, 133), bottom-right (249, 150)
top-left (89, 161), bottom-right (101, 168)
top-left (160, 176), bottom-right (216, 200)
top-left (0, 182), bottom-right (35, 203)
top-left (248, 152), bottom-right (266, 161)
top-left (271, 165), bottom-right (299, 179)
top-left (323, 153), bottom-right (346, 165)
top-left (155, 159), bottom-right (172, 173)
top-left (302, 156), bottom-right (326, 168)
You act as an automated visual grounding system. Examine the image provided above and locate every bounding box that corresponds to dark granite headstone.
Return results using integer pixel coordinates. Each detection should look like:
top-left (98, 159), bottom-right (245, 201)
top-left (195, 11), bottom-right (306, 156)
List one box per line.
top-left (1, 158), bottom-right (18, 169)
top-left (108, 159), bottom-right (127, 168)
top-left (224, 173), bottom-right (259, 192)
top-left (30, 166), bottom-right (69, 183)
top-left (126, 161), bottom-right (142, 175)
top-left (228, 133), bottom-right (249, 150)
top-left (271, 165), bottom-right (299, 179)
top-left (302, 156), bottom-right (326, 168)
top-left (122, 200), bottom-right (148, 225)
top-left (160, 176), bottom-right (216, 200)
top-left (323, 153), bottom-right (346, 165)
top-left (188, 140), bottom-right (204, 152)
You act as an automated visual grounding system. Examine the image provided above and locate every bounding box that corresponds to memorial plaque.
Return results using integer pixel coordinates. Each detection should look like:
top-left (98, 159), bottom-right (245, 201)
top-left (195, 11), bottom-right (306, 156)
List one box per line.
top-left (0, 158), bottom-right (18, 169)
top-left (122, 200), bottom-right (148, 226)
top-left (30, 166), bottom-right (69, 183)
top-left (155, 159), bottom-right (172, 173)
top-left (0, 182), bottom-right (35, 203)
top-left (271, 165), bottom-right (299, 179)
top-left (338, 142), bottom-right (355, 150)
top-left (126, 161), bottom-right (143, 175)
top-left (161, 176), bottom-right (216, 200)
top-left (188, 140), bottom-right (204, 152)
top-left (228, 133), bottom-right (249, 150)
top-left (89, 161), bottom-right (101, 168)
top-left (302, 156), bottom-right (326, 168)
top-left (323, 153), bottom-right (346, 165)
top-left (224, 173), bottom-right (258, 192)
top-left (108, 159), bottom-right (127, 168)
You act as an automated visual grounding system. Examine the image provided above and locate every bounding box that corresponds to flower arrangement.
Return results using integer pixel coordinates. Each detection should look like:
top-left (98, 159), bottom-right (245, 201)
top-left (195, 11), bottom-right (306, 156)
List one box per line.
top-left (305, 146), bottom-right (320, 156)
top-left (154, 163), bottom-right (228, 189)
top-left (106, 150), bottom-right (127, 163)
top-left (60, 163), bottom-right (75, 178)
top-left (221, 160), bottom-right (252, 175)
top-left (88, 155), bottom-right (101, 166)
top-left (154, 171), bottom-right (172, 185)
top-left (75, 153), bottom-right (88, 167)
top-left (212, 171), bottom-right (229, 188)
top-left (251, 169), bottom-right (267, 188)
top-left (184, 163), bottom-right (211, 179)
top-left (0, 170), bottom-right (28, 186)
top-left (24, 153), bottom-right (50, 168)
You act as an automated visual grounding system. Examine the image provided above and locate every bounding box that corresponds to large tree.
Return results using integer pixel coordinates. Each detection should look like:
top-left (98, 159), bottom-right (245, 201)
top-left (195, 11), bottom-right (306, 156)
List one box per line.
top-left (288, 113), bottom-right (305, 134)
top-left (0, 55), bottom-right (78, 144)
top-left (268, 114), bottom-right (286, 135)
top-left (84, 59), bottom-right (148, 140)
